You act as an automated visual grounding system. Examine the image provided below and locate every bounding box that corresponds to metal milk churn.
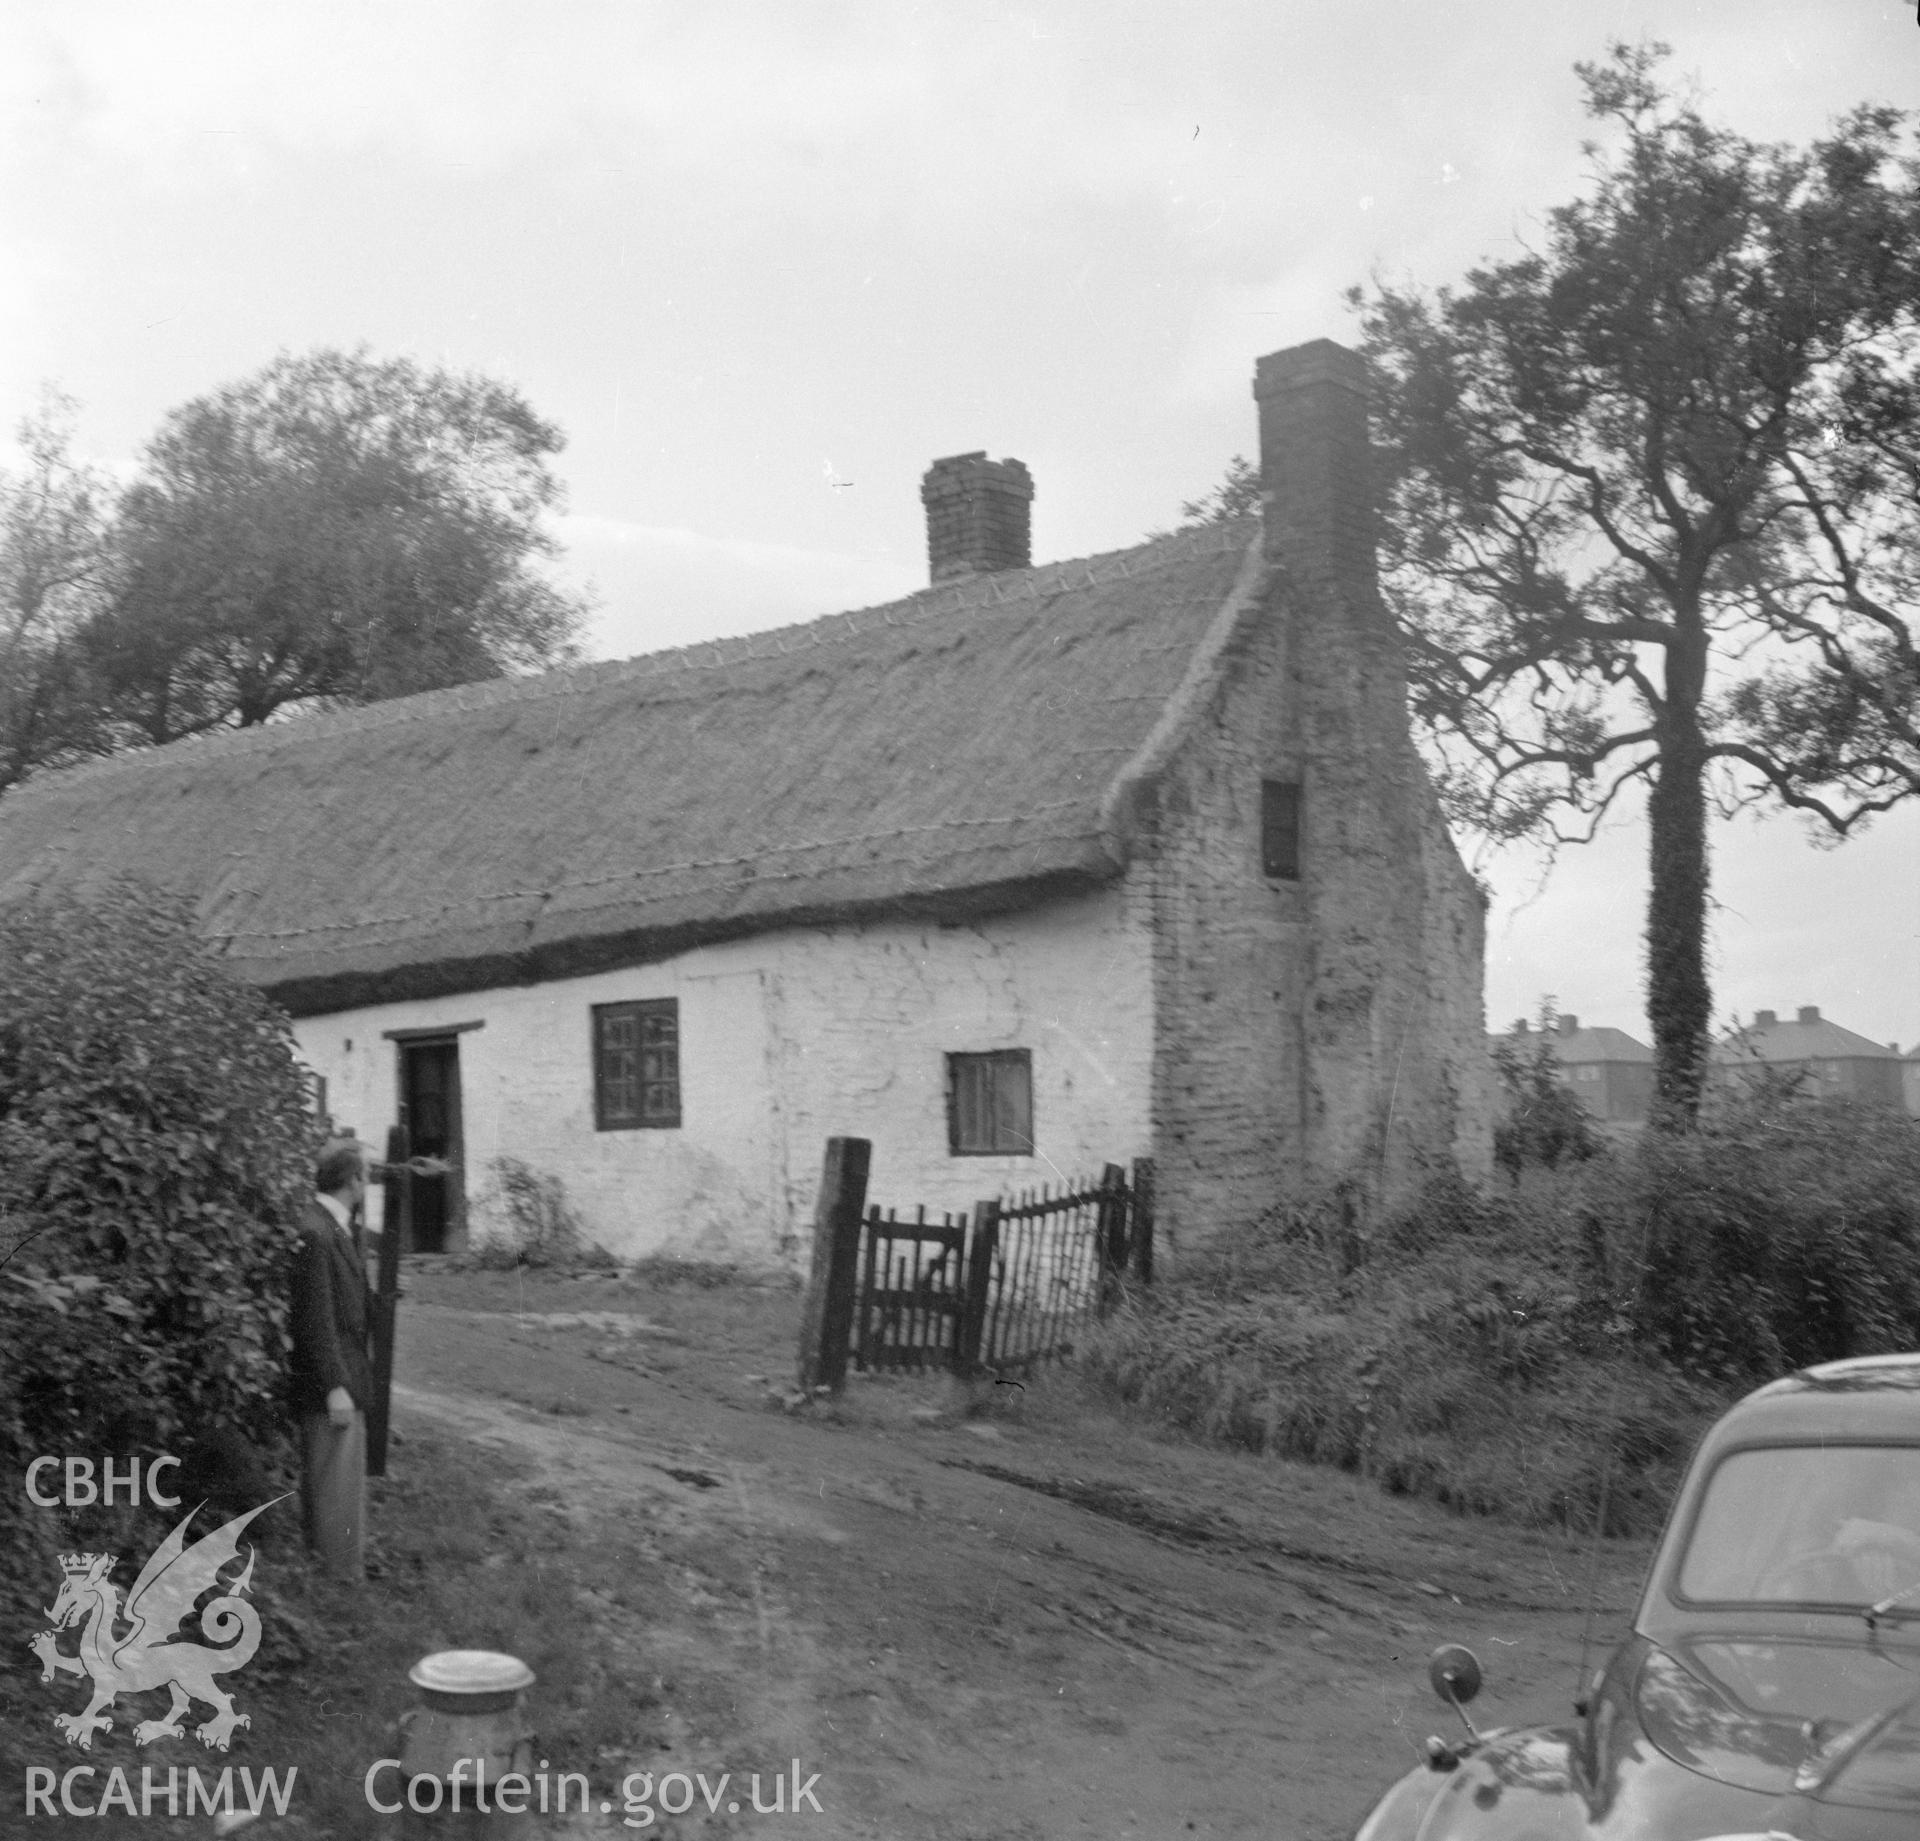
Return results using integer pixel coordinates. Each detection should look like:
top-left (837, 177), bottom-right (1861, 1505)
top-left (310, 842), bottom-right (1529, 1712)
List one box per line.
top-left (397, 1650), bottom-right (537, 1835)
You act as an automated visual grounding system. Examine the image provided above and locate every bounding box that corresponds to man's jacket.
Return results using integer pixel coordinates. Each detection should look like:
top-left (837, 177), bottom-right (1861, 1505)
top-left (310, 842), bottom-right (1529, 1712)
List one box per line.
top-left (289, 1198), bottom-right (372, 1416)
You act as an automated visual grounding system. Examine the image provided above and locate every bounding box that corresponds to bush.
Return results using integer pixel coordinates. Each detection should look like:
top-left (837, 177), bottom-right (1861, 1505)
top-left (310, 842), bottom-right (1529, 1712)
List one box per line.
top-left (1490, 1004), bottom-right (1603, 1178)
top-left (1605, 1096), bottom-right (1920, 1384)
top-left (0, 887), bottom-right (315, 1552)
top-left (473, 1155), bottom-right (614, 1268)
top-left (1085, 1174), bottom-right (1712, 1532)
top-left (1084, 1097), bottom-right (1920, 1533)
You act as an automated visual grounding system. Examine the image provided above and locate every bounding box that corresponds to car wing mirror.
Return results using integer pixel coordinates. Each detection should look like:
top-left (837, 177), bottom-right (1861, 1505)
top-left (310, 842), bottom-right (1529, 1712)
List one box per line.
top-left (1429, 1643), bottom-right (1483, 1740)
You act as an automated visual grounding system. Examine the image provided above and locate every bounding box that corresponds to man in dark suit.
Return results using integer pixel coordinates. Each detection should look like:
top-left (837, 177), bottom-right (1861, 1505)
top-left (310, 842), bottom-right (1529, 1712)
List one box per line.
top-left (290, 1138), bottom-right (375, 1582)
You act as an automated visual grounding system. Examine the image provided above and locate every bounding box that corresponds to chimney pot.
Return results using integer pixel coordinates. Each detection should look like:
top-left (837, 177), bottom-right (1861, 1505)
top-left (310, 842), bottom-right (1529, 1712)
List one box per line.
top-left (1798, 1005), bottom-right (1821, 1025)
top-left (1754, 1010), bottom-right (1777, 1027)
top-left (920, 452), bottom-right (1033, 584)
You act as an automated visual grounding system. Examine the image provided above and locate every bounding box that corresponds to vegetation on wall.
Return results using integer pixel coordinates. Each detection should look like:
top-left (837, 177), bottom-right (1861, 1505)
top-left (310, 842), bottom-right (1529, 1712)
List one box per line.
top-left (473, 1154), bottom-right (615, 1269)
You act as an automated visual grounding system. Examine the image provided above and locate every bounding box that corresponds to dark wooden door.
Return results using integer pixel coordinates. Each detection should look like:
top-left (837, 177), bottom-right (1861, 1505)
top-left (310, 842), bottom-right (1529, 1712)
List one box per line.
top-left (398, 1040), bottom-right (463, 1253)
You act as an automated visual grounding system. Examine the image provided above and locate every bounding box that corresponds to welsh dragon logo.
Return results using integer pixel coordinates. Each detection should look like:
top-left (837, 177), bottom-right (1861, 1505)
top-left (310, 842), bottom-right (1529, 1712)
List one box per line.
top-left (29, 1497), bottom-right (285, 1751)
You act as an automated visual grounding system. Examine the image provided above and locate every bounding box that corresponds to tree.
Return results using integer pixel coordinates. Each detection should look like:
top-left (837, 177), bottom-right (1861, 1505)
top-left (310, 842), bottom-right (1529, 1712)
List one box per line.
top-left (1173, 453), bottom-right (1263, 528)
top-left (92, 348), bottom-right (588, 742)
top-left (1352, 44), bottom-right (1920, 1125)
top-left (1490, 1004), bottom-right (1604, 1179)
top-left (0, 392), bottom-right (114, 794)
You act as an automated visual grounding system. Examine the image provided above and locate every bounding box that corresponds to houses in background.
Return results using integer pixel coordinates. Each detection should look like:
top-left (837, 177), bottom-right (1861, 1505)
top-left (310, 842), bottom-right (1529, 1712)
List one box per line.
top-left (1716, 1006), bottom-right (1906, 1110)
top-left (1492, 1004), bottom-right (1913, 1125)
top-left (0, 340), bottom-right (1493, 1270)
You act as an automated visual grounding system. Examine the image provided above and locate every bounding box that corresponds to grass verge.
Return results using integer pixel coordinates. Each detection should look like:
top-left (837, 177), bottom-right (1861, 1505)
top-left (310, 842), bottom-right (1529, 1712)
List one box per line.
top-left (1, 1423), bottom-right (662, 1837)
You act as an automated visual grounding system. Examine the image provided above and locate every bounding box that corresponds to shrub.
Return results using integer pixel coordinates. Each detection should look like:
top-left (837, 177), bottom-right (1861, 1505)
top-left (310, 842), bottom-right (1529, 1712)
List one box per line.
top-left (0, 886), bottom-right (316, 1551)
top-left (1490, 1003), bottom-right (1603, 1178)
top-left (474, 1155), bottom-right (614, 1268)
top-left (1086, 1098), bottom-right (1920, 1533)
top-left (1084, 1170), bottom-right (1715, 1532)
top-left (1604, 1095), bottom-right (1920, 1384)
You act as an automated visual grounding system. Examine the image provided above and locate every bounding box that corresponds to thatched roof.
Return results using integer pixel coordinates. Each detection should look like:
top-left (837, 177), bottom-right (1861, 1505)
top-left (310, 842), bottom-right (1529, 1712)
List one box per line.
top-left (0, 520), bottom-right (1266, 1015)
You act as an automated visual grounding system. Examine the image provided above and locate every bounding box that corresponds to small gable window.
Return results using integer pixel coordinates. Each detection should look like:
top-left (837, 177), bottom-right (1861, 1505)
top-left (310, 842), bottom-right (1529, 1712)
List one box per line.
top-left (1261, 778), bottom-right (1302, 882)
top-left (594, 999), bottom-right (681, 1130)
top-left (947, 1050), bottom-right (1034, 1157)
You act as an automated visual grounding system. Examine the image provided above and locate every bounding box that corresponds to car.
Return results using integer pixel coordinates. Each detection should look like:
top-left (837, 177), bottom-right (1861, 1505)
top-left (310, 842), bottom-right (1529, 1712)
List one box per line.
top-left (1351, 1353), bottom-right (1920, 1840)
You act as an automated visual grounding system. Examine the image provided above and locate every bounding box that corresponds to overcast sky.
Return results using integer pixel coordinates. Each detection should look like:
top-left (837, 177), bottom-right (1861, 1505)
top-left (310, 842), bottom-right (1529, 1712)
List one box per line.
top-left (4, 1), bottom-right (1916, 1048)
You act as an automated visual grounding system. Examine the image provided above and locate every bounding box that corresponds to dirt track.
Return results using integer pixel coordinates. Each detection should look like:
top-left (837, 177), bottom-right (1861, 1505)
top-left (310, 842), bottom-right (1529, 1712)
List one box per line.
top-left (392, 1276), bottom-right (1649, 1840)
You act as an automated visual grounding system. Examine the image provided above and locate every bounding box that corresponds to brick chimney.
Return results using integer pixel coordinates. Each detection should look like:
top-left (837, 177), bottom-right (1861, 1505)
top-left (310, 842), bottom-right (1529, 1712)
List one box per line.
top-left (1252, 340), bottom-right (1376, 594)
top-left (1557, 1014), bottom-right (1578, 1036)
top-left (1754, 1010), bottom-right (1777, 1027)
top-left (1798, 1005), bottom-right (1821, 1024)
top-left (919, 452), bottom-right (1033, 584)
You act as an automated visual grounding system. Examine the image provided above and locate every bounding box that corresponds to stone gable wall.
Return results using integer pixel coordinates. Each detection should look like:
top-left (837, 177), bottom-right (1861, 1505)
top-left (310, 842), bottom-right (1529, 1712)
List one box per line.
top-left (1135, 342), bottom-right (1492, 1265)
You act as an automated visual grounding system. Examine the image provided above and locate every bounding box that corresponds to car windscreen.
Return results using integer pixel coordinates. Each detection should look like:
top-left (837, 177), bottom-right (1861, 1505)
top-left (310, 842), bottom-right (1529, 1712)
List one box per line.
top-left (1678, 1444), bottom-right (1920, 1605)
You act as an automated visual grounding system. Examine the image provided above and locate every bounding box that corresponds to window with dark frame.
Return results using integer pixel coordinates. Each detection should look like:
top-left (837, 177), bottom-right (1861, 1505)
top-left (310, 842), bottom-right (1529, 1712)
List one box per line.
top-left (593, 998), bottom-right (681, 1130)
top-left (1261, 777), bottom-right (1302, 881)
top-left (947, 1049), bottom-right (1034, 1156)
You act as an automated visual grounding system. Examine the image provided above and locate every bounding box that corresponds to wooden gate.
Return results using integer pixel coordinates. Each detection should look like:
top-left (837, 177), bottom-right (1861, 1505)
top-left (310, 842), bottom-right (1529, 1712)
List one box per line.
top-left (851, 1207), bottom-right (970, 1371)
top-left (972, 1174), bottom-right (1116, 1374)
top-left (842, 1160), bottom-right (1153, 1379)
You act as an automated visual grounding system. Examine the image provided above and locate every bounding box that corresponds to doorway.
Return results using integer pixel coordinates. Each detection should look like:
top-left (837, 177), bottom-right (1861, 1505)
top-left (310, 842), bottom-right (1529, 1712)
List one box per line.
top-left (398, 1038), bottom-right (464, 1253)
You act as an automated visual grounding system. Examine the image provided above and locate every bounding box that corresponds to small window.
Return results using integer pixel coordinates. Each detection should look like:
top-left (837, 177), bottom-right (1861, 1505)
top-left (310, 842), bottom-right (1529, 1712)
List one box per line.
top-left (947, 1050), bottom-right (1034, 1156)
top-left (593, 999), bottom-right (681, 1130)
top-left (1261, 779), bottom-right (1302, 881)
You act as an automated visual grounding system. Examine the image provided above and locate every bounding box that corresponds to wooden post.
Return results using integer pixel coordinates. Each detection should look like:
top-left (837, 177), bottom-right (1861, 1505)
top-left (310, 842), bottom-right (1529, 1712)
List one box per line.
top-left (957, 1198), bottom-right (1001, 1375)
top-left (1129, 1156), bottom-right (1155, 1285)
top-left (1094, 1162), bottom-right (1128, 1316)
top-left (366, 1124), bottom-right (409, 1478)
top-left (796, 1137), bottom-right (871, 1395)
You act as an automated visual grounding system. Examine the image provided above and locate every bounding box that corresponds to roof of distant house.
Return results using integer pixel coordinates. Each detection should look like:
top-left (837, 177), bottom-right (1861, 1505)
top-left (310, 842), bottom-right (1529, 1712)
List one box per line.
top-left (1488, 1018), bottom-right (1653, 1065)
top-left (0, 519), bottom-right (1268, 1014)
top-left (1713, 1007), bottom-right (1899, 1063)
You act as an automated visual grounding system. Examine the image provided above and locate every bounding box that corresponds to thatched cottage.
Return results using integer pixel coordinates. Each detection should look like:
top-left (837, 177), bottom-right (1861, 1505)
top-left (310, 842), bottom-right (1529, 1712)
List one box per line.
top-left (0, 341), bottom-right (1492, 1267)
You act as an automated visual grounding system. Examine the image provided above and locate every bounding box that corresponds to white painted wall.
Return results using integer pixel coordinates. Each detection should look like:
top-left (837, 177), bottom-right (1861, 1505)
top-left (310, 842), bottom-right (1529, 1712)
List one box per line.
top-left (291, 886), bottom-right (1154, 1268)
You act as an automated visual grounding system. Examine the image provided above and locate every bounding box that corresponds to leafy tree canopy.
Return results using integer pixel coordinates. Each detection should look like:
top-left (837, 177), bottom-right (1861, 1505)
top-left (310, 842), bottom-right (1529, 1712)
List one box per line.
top-left (94, 348), bottom-right (589, 741)
top-left (1352, 44), bottom-right (1920, 1123)
top-left (0, 393), bottom-right (113, 794)
top-left (0, 349), bottom-right (592, 786)
top-left (1170, 453), bottom-right (1263, 529)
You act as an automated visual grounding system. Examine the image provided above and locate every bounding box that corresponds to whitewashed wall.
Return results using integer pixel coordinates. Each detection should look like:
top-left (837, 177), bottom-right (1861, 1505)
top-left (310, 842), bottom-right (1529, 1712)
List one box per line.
top-left (291, 886), bottom-right (1153, 1268)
